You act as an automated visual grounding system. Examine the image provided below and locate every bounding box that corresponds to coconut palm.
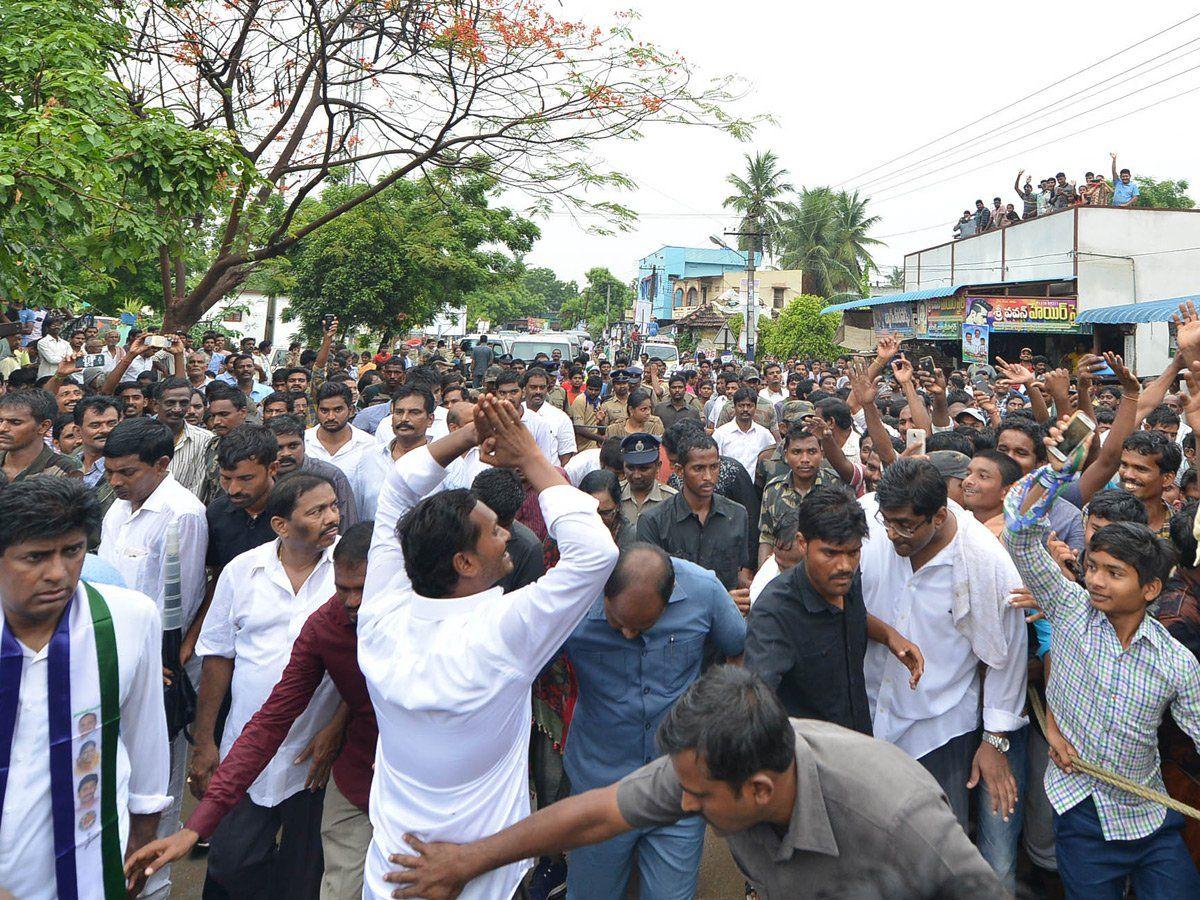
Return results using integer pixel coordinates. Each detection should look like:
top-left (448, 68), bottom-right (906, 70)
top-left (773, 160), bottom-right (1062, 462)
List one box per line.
top-left (722, 151), bottom-right (794, 259)
top-left (776, 187), bottom-right (853, 297)
top-left (831, 189), bottom-right (882, 289)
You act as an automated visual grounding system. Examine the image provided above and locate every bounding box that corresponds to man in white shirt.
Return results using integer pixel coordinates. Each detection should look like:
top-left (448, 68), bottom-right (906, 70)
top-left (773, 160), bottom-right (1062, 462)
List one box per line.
top-left (858, 459), bottom-right (1026, 841)
top-left (359, 385), bottom-right (435, 520)
top-left (758, 361), bottom-right (787, 406)
top-left (713, 388), bottom-right (776, 477)
top-left (524, 366), bottom-right (577, 465)
top-left (191, 473), bottom-right (343, 897)
top-left (747, 508), bottom-right (806, 605)
top-left (357, 396), bottom-right (619, 899)
top-left (305, 382), bottom-right (376, 505)
top-left (494, 369), bottom-right (557, 463)
top-left (96, 416), bottom-right (208, 900)
top-left (35, 315), bottom-right (73, 379)
top-left (0, 477), bottom-right (170, 900)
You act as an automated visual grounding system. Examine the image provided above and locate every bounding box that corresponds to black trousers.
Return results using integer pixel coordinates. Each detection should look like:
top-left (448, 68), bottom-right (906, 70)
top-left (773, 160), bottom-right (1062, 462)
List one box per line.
top-left (203, 789), bottom-right (326, 899)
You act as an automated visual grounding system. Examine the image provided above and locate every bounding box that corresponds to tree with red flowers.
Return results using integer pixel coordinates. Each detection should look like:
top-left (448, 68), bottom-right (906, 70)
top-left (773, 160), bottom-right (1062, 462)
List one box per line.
top-left (114, 0), bottom-right (755, 329)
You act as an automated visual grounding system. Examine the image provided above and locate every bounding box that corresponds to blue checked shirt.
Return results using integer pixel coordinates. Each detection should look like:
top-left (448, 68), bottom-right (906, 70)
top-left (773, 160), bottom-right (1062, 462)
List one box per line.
top-left (1004, 519), bottom-right (1200, 840)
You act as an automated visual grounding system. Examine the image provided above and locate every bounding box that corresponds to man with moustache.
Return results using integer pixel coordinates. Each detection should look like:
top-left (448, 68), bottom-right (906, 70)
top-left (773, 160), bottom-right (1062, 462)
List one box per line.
top-left (153, 376), bottom-right (214, 498)
top-left (359, 385), bottom-right (436, 520)
top-left (125, 524), bottom-right (378, 900)
top-left (266, 414), bottom-right (360, 531)
top-left (189, 474), bottom-right (344, 897)
top-left (72, 395), bottom-right (121, 515)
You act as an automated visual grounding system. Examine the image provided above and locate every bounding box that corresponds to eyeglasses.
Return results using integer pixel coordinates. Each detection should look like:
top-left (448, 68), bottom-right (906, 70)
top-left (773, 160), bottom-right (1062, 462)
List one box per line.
top-left (874, 509), bottom-right (932, 538)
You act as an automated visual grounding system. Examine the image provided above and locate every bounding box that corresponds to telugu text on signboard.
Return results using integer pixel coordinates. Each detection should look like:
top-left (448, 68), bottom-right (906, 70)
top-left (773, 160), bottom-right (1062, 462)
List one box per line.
top-left (966, 295), bottom-right (1078, 333)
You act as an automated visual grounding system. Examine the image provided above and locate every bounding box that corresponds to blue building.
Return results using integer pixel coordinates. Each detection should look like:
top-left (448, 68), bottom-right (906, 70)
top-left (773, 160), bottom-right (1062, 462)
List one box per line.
top-left (637, 246), bottom-right (748, 323)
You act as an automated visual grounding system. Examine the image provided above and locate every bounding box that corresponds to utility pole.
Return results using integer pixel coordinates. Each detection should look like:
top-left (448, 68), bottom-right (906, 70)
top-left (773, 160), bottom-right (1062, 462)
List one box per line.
top-left (605, 283), bottom-right (611, 333)
top-left (710, 229), bottom-right (765, 361)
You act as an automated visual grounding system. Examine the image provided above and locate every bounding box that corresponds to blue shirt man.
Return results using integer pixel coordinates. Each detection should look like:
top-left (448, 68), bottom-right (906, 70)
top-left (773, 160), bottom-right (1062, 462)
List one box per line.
top-left (561, 549), bottom-right (746, 900)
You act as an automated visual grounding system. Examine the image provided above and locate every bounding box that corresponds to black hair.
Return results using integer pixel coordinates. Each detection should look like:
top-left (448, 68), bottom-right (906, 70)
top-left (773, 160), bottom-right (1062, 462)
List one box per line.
top-left (392, 384), bottom-right (436, 414)
top-left (283, 365), bottom-right (312, 382)
top-left (206, 383), bottom-right (248, 410)
top-left (781, 421), bottom-right (819, 450)
top-left (677, 431), bottom-right (719, 467)
top-left (154, 376), bottom-right (191, 398)
top-left (876, 458), bottom-right (947, 517)
top-left (1169, 502), bottom-right (1199, 569)
top-left (0, 477), bottom-right (101, 554)
top-left (957, 424), bottom-right (995, 453)
top-left (1096, 406), bottom-right (1116, 426)
top-left (668, 372), bottom-right (688, 386)
top-left (265, 413), bottom-right (305, 439)
top-left (626, 388), bottom-right (652, 411)
top-left (493, 369), bottom-right (521, 391)
top-left (773, 509), bottom-right (799, 547)
top-left (52, 413), bottom-right (75, 441)
top-left (102, 416), bottom-right (174, 463)
top-left (662, 419), bottom-right (706, 457)
top-left (580, 468), bottom-right (621, 508)
top-left (1088, 523), bottom-right (1175, 588)
top-left (407, 364), bottom-right (441, 392)
top-left (815, 398), bottom-right (852, 431)
top-left (470, 467), bottom-right (525, 525)
top-left (217, 424), bottom-right (278, 470)
top-left (926, 430), bottom-right (975, 457)
top-left (399, 489), bottom-right (480, 597)
top-left (1145, 405), bottom-right (1182, 430)
top-left (520, 367), bottom-right (550, 387)
top-left (996, 416), bottom-right (1048, 462)
top-left (6, 368), bottom-right (37, 391)
top-left (656, 666), bottom-right (795, 789)
top-left (604, 543), bottom-right (675, 602)
top-left (732, 387), bottom-right (756, 406)
top-left (1087, 487), bottom-right (1149, 525)
top-left (795, 484), bottom-right (869, 545)
top-left (0, 388), bottom-right (57, 425)
top-left (315, 381), bottom-right (352, 407)
top-left (1183, 432), bottom-right (1196, 453)
top-left (264, 472), bottom-right (333, 522)
top-left (262, 390), bottom-right (293, 411)
top-left (599, 436), bottom-right (625, 473)
top-left (73, 395), bottom-right (121, 428)
top-left (973, 449), bottom-right (1021, 486)
top-left (1123, 430), bottom-right (1183, 475)
top-left (334, 520), bottom-right (374, 566)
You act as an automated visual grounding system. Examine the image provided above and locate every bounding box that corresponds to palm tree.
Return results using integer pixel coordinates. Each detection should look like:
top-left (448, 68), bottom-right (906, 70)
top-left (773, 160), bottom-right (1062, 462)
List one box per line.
top-left (776, 187), bottom-right (853, 297)
top-left (722, 151), bottom-right (794, 260)
top-left (885, 266), bottom-right (905, 289)
top-left (831, 189), bottom-right (882, 291)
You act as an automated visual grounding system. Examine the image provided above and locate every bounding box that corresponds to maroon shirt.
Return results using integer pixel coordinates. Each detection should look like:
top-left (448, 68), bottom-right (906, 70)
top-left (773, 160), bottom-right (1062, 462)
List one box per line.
top-left (187, 596), bottom-right (375, 837)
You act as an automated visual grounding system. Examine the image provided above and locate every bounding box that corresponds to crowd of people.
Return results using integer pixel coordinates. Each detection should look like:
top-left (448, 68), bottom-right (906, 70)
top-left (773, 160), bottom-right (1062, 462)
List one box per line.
top-left (953, 154), bottom-right (1142, 239)
top-left (3, 300), bottom-right (1200, 900)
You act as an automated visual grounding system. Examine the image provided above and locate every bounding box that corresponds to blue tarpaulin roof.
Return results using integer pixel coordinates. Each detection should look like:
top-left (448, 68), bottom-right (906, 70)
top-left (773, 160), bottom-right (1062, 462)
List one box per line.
top-left (1076, 295), bottom-right (1198, 325)
top-left (820, 277), bottom-right (1076, 316)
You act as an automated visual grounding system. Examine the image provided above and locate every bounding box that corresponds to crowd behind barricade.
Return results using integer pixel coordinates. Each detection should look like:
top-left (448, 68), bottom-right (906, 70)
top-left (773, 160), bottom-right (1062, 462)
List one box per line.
top-left (2, 298), bottom-right (1200, 900)
top-left (953, 153), bottom-right (1142, 239)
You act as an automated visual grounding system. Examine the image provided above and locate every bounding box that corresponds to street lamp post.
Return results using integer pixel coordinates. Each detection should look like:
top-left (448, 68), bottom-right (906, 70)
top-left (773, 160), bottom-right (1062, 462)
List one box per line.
top-left (710, 231), bottom-right (764, 362)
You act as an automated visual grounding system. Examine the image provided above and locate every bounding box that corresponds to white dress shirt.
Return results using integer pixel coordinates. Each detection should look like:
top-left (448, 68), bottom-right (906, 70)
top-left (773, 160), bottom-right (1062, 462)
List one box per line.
top-left (359, 446), bottom-right (619, 900)
top-left (713, 419), bottom-right (776, 478)
top-left (305, 424), bottom-right (376, 509)
top-left (530, 401), bottom-right (577, 462)
top-left (98, 473), bottom-right (209, 629)
top-left (442, 446), bottom-right (490, 493)
top-left (758, 387), bottom-right (786, 406)
top-left (0, 584), bottom-right (170, 900)
top-left (858, 494), bottom-right (1028, 760)
top-left (748, 554), bottom-right (781, 606)
top-left (194, 539), bottom-right (341, 807)
top-left (521, 404), bottom-right (558, 463)
top-left (563, 448), bottom-right (601, 487)
top-left (35, 335), bottom-right (73, 379)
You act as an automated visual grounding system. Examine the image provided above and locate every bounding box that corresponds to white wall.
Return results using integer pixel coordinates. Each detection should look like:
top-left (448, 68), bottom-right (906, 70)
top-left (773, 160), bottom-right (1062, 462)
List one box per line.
top-left (212, 290), bottom-right (301, 349)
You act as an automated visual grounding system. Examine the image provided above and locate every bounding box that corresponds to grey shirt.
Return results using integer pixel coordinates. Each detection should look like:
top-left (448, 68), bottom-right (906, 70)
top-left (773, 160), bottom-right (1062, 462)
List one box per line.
top-left (615, 719), bottom-right (1003, 899)
top-left (299, 455), bottom-right (361, 531)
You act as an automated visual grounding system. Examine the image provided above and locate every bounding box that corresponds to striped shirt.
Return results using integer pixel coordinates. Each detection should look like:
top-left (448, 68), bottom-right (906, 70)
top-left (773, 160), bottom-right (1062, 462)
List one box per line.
top-left (1004, 519), bottom-right (1200, 840)
top-left (167, 421), bottom-right (215, 499)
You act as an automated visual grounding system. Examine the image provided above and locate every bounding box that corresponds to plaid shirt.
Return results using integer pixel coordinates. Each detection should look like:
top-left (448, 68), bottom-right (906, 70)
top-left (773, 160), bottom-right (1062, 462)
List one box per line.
top-left (1004, 519), bottom-right (1200, 840)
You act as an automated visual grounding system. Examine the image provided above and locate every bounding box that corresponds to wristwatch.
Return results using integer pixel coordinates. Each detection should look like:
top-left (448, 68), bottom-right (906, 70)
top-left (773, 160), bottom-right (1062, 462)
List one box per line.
top-left (982, 731), bottom-right (1010, 754)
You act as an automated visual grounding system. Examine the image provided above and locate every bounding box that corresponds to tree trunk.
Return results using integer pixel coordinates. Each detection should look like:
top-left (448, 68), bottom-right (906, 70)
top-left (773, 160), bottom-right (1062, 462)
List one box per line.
top-left (162, 261), bottom-right (249, 332)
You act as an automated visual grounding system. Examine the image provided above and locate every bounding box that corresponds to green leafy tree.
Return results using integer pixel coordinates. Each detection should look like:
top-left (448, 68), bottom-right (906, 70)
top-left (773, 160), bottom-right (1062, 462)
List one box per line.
top-left (1135, 177), bottom-right (1194, 210)
top-left (0, 0), bottom-right (243, 307)
top-left (522, 268), bottom-right (579, 315)
top-left (722, 150), bottom-right (793, 258)
top-left (557, 268), bottom-right (632, 336)
top-left (113, 0), bottom-right (757, 329)
top-left (756, 295), bottom-right (845, 359)
top-left (777, 187), bottom-right (881, 296)
top-left (285, 171), bottom-right (538, 341)
top-left (886, 266), bottom-right (906, 289)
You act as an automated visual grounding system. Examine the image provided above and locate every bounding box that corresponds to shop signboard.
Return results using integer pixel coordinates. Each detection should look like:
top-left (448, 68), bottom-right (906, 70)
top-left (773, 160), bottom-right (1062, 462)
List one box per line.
top-left (873, 302), bottom-right (914, 337)
top-left (919, 296), bottom-right (964, 339)
top-left (961, 297), bottom-right (991, 365)
top-left (966, 295), bottom-right (1078, 333)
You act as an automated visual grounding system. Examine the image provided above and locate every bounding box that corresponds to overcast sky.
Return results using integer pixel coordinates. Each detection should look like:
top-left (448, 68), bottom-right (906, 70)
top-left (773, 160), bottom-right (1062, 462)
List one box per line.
top-left (522, 1), bottom-right (1200, 288)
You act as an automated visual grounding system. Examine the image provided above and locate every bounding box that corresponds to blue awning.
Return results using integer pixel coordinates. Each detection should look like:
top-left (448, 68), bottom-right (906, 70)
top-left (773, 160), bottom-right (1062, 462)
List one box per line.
top-left (1076, 295), bottom-right (1198, 325)
top-left (820, 277), bottom-right (1076, 316)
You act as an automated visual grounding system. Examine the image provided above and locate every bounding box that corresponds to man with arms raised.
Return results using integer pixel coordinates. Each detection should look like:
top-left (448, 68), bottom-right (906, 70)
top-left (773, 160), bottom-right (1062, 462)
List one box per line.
top-left (0, 479), bottom-right (169, 900)
top-left (384, 667), bottom-right (1002, 899)
top-left (356, 396), bottom-right (619, 898)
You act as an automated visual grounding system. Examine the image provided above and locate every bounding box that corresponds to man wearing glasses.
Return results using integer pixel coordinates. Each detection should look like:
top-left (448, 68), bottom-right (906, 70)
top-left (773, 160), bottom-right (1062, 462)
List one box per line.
top-left (858, 458), bottom-right (1028, 887)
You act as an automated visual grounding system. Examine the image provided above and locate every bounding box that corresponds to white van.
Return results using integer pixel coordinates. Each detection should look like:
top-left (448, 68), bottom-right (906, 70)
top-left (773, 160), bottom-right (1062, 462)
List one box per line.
top-left (641, 340), bottom-right (681, 374)
top-left (509, 333), bottom-right (581, 363)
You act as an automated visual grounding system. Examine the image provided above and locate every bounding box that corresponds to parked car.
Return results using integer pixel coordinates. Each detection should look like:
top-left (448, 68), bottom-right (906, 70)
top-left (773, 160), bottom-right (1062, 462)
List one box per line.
top-left (508, 332), bottom-right (581, 363)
